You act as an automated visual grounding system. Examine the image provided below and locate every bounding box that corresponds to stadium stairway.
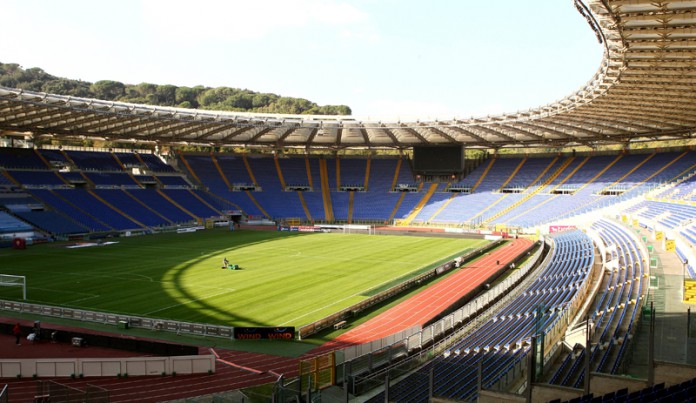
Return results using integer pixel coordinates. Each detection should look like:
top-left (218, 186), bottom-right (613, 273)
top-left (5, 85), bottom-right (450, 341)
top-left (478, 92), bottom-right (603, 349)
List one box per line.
top-left (471, 156), bottom-right (496, 192)
top-left (127, 190), bottom-right (175, 225)
top-left (388, 192), bottom-right (406, 222)
top-left (466, 193), bottom-right (511, 224)
top-left (319, 159), bottom-right (334, 221)
top-left (304, 157), bottom-right (314, 189)
top-left (597, 153), bottom-right (655, 194)
top-left (177, 152), bottom-right (204, 186)
top-left (59, 148), bottom-right (78, 168)
top-left (335, 157), bottom-right (341, 188)
top-left (244, 190), bottom-right (271, 219)
top-left (1, 170), bottom-right (21, 187)
top-left (348, 191), bottom-right (354, 223)
top-left (186, 189), bottom-right (224, 216)
top-left (427, 192), bottom-right (456, 222)
top-left (273, 156), bottom-right (287, 190)
top-left (400, 183), bottom-right (438, 225)
top-left (297, 191), bottom-right (312, 221)
top-left (211, 154), bottom-right (233, 190)
top-left (482, 157), bottom-right (574, 225)
top-left (88, 189), bottom-right (147, 229)
top-left (389, 156), bottom-right (403, 191)
top-left (498, 155), bottom-right (528, 189)
top-left (242, 154), bottom-right (259, 188)
top-left (111, 150), bottom-right (128, 171)
top-left (155, 189), bottom-right (198, 220)
top-left (548, 156), bottom-right (587, 191)
top-left (33, 148), bottom-right (53, 169)
top-left (364, 156), bottom-right (372, 189)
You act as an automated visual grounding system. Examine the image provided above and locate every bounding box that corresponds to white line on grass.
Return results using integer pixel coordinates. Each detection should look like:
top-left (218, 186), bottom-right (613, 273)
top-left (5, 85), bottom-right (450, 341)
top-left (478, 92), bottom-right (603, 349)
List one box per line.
top-left (66, 294), bottom-right (102, 304)
top-left (143, 289), bottom-right (235, 315)
top-left (31, 287), bottom-right (101, 305)
top-left (280, 243), bottom-right (487, 326)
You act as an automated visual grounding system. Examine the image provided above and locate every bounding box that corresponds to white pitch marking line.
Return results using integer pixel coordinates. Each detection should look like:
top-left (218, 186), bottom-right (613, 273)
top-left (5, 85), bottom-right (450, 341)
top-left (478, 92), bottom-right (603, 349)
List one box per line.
top-left (144, 289), bottom-right (234, 315)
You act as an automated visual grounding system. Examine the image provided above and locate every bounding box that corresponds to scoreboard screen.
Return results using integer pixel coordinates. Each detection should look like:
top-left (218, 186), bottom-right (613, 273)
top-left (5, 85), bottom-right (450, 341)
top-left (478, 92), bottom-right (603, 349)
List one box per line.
top-left (413, 145), bottom-right (465, 173)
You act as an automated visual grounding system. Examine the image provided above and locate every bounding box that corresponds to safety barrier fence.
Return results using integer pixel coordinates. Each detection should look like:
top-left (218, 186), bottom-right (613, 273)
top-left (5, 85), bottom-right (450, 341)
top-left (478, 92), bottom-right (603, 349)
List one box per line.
top-left (298, 240), bottom-right (506, 339)
top-left (299, 240), bottom-right (545, 398)
top-left (282, 238), bottom-right (544, 400)
top-left (0, 300), bottom-right (234, 339)
top-left (344, 234), bottom-right (595, 398)
top-left (0, 355), bottom-right (215, 379)
top-left (341, 241), bottom-right (542, 366)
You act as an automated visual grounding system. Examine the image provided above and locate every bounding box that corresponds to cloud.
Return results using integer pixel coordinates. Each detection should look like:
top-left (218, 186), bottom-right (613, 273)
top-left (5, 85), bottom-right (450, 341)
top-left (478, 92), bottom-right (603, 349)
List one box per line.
top-left (142, 0), bottom-right (372, 42)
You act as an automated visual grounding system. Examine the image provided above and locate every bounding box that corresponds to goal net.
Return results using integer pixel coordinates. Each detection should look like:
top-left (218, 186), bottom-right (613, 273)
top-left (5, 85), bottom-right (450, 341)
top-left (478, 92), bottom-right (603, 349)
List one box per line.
top-left (341, 225), bottom-right (374, 235)
top-left (0, 274), bottom-right (26, 300)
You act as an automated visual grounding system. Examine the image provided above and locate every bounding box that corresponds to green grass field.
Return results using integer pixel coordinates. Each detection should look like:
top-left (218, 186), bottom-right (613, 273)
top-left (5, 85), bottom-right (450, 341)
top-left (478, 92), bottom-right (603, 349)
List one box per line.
top-left (0, 229), bottom-right (488, 329)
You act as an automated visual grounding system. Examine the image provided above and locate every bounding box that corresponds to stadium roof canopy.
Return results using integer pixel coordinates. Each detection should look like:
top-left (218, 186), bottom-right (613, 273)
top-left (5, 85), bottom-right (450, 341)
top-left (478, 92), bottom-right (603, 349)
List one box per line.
top-left (2, 0), bottom-right (696, 150)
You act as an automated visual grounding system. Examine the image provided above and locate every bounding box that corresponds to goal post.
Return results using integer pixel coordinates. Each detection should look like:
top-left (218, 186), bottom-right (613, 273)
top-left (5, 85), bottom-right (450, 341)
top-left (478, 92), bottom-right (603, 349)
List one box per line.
top-left (0, 274), bottom-right (26, 300)
top-left (341, 224), bottom-right (374, 235)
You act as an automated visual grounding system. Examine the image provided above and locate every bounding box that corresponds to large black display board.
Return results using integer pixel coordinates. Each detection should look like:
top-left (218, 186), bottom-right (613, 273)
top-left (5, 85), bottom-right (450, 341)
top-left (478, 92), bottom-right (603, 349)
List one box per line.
top-left (413, 145), bottom-right (465, 173)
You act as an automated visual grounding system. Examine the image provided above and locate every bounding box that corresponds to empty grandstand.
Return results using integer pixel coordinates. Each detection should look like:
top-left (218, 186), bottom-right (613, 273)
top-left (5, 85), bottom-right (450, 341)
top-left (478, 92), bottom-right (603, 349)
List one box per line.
top-left (1, 0), bottom-right (696, 402)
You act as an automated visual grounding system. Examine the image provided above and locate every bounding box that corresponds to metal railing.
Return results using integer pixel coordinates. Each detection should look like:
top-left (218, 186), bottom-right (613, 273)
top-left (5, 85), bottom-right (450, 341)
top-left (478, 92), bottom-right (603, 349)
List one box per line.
top-left (0, 300), bottom-right (234, 339)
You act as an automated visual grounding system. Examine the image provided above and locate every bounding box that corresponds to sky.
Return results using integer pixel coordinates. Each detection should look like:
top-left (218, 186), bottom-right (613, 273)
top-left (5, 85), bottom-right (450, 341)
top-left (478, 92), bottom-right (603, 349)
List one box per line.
top-left (0, 0), bottom-right (604, 121)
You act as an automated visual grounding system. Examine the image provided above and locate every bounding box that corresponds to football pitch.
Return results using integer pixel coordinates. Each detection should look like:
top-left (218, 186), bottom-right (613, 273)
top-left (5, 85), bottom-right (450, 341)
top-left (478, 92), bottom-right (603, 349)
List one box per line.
top-left (0, 229), bottom-right (488, 329)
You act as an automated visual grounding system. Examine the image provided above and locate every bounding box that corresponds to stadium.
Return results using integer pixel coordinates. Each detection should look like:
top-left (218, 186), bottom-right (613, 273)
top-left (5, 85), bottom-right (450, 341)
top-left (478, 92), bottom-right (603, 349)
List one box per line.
top-left (1, 0), bottom-right (696, 402)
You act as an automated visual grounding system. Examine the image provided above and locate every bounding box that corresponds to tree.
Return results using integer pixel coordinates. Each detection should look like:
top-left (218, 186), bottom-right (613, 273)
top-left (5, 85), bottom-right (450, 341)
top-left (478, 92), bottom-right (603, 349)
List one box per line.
top-left (156, 85), bottom-right (177, 106)
top-left (0, 62), bottom-right (352, 115)
top-left (90, 80), bottom-right (126, 100)
top-left (175, 86), bottom-right (202, 108)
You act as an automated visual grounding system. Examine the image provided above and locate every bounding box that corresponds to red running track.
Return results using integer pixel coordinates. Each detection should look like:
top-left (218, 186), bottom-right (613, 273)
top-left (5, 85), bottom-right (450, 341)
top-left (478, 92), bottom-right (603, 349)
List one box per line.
top-left (0, 322), bottom-right (299, 403)
top-left (0, 238), bottom-right (534, 402)
top-left (311, 238), bottom-right (534, 354)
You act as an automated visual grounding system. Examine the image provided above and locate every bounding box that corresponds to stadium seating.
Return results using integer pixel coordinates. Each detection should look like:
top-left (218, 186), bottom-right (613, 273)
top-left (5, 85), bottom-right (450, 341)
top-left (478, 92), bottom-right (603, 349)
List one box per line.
top-left (92, 189), bottom-right (171, 227)
top-left (1, 147), bottom-right (695, 237)
top-left (182, 154), bottom-right (263, 217)
top-left (550, 219), bottom-right (645, 387)
top-left (369, 230), bottom-right (595, 402)
top-left (85, 172), bottom-right (140, 187)
top-left (53, 189), bottom-right (143, 231)
top-left (0, 147), bottom-right (47, 169)
top-left (63, 150), bottom-right (122, 171)
top-left (28, 189), bottom-right (112, 232)
top-left (554, 378), bottom-right (696, 403)
top-left (160, 189), bottom-right (221, 218)
top-left (6, 170), bottom-right (67, 187)
top-left (0, 211), bottom-right (33, 234)
top-left (138, 153), bottom-right (175, 172)
top-left (14, 210), bottom-right (87, 235)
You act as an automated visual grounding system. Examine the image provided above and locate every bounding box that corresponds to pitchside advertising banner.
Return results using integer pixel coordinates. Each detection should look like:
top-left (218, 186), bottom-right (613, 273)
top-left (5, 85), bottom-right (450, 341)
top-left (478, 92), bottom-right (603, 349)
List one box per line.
top-left (233, 327), bottom-right (295, 340)
top-left (278, 225), bottom-right (323, 232)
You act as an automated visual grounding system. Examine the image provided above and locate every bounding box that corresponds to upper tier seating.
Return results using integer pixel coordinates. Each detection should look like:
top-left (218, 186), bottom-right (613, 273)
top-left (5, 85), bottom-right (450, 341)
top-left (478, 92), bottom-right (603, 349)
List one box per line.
top-left (0, 148), bottom-right (47, 169)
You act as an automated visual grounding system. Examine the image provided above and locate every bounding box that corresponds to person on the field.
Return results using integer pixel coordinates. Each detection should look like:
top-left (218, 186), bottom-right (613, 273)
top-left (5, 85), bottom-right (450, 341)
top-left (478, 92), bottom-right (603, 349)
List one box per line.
top-left (12, 323), bottom-right (21, 345)
top-left (222, 257), bottom-right (229, 269)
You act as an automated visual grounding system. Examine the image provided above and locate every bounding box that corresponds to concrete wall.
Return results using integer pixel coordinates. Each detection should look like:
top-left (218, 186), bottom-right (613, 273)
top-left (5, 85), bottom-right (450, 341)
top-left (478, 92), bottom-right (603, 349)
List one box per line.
top-left (0, 354), bottom-right (214, 378)
top-left (589, 372), bottom-right (648, 396)
top-left (655, 361), bottom-right (696, 386)
top-left (478, 389), bottom-right (526, 403)
top-left (532, 384), bottom-right (583, 402)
